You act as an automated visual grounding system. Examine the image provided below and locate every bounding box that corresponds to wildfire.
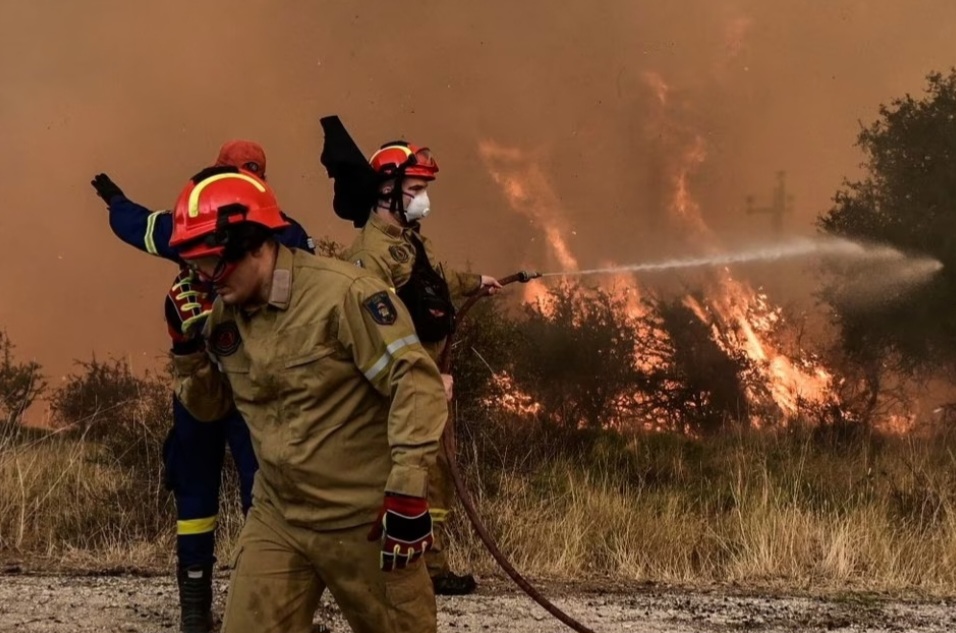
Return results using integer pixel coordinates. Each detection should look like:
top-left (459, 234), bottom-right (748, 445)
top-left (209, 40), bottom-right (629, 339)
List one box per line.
top-left (686, 278), bottom-right (835, 418)
top-left (483, 372), bottom-right (542, 417)
top-left (479, 140), bottom-right (579, 308)
top-left (643, 70), bottom-right (670, 106)
top-left (645, 67), bottom-right (836, 420)
top-left (475, 61), bottom-right (844, 427)
top-left (669, 137), bottom-right (711, 236)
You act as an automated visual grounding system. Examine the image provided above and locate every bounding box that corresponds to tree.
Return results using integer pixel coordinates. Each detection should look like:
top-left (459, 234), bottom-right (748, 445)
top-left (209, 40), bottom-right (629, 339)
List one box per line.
top-left (0, 330), bottom-right (46, 427)
top-left (818, 69), bottom-right (956, 376)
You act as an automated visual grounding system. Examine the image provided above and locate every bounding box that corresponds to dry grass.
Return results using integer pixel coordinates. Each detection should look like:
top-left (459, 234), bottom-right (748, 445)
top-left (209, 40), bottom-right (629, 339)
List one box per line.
top-left (0, 421), bottom-right (249, 570)
top-left (3, 414), bottom-right (956, 595)
top-left (445, 421), bottom-right (956, 594)
top-left (0, 424), bottom-right (168, 565)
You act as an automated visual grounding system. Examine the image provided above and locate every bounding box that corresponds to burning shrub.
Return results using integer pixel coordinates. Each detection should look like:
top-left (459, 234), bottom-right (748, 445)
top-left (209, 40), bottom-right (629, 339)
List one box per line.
top-left (452, 282), bottom-right (800, 434)
top-left (445, 297), bottom-right (523, 418)
top-left (506, 283), bottom-right (649, 430)
top-left (456, 282), bottom-right (766, 434)
top-left (655, 298), bottom-right (756, 433)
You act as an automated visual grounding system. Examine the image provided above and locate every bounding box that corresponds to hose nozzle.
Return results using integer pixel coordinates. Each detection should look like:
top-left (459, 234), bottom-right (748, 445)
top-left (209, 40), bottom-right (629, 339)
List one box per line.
top-left (517, 270), bottom-right (542, 283)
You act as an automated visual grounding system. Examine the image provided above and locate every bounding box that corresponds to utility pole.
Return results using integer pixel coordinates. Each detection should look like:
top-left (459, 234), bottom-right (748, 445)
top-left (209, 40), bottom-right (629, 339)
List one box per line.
top-left (745, 171), bottom-right (794, 235)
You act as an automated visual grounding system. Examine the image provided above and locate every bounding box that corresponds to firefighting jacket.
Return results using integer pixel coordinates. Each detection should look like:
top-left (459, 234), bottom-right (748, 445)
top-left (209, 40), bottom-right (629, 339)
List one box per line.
top-left (107, 195), bottom-right (316, 262)
top-left (342, 213), bottom-right (481, 358)
top-left (171, 245), bottom-right (448, 530)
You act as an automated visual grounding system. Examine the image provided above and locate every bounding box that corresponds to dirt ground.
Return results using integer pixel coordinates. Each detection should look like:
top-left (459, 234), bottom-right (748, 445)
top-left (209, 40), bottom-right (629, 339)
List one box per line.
top-left (1, 570), bottom-right (954, 633)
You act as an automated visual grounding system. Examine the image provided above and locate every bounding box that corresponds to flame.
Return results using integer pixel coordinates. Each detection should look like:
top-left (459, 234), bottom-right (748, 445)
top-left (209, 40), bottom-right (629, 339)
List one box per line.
top-left (476, 48), bottom-right (847, 429)
top-left (485, 372), bottom-right (542, 417)
top-left (880, 413), bottom-right (916, 435)
top-left (646, 70), bottom-right (836, 419)
top-left (479, 141), bottom-right (578, 310)
top-left (669, 135), bottom-right (711, 236)
top-left (642, 70), bottom-right (670, 106)
top-left (478, 141), bottom-right (579, 274)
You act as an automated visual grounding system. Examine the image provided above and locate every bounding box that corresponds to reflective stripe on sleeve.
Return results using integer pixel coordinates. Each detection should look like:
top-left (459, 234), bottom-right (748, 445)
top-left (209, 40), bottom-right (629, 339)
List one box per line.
top-left (363, 334), bottom-right (420, 382)
top-left (144, 211), bottom-right (166, 255)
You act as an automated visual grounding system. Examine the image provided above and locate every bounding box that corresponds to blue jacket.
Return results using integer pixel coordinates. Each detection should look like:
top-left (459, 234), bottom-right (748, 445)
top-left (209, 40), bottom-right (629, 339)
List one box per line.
top-left (107, 194), bottom-right (316, 262)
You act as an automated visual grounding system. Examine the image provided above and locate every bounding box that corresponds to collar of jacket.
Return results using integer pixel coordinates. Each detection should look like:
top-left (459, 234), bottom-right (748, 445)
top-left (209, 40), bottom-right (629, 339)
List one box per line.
top-left (368, 211), bottom-right (413, 239)
top-left (368, 212), bottom-right (422, 237)
top-left (267, 243), bottom-right (294, 310)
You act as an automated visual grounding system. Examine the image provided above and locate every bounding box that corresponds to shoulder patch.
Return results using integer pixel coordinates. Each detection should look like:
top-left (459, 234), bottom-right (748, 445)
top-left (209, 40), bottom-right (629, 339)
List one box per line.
top-left (363, 291), bottom-right (398, 326)
top-left (210, 321), bottom-right (242, 356)
top-left (389, 245), bottom-right (410, 264)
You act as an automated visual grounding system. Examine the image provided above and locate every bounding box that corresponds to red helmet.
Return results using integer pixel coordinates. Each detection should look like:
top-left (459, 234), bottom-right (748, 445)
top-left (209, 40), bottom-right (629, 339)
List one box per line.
top-left (369, 141), bottom-right (439, 181)
top-left (214, 139), bottom-right (267, 178)
top-left (169, 166), bottom-right (289, 260)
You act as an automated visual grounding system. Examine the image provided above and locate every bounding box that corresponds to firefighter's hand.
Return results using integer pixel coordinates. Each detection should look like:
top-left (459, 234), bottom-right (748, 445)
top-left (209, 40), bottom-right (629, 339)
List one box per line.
top-left (480, 275), bottom-right (503, 295)
top-left (367, 493), bottom-right (433, 572)
top-left (165, 269), bottom-right (214, 354)
top-left (441, 374), bottom-right (454, 401)
top-left (90, 173), bottom-right (125, 205)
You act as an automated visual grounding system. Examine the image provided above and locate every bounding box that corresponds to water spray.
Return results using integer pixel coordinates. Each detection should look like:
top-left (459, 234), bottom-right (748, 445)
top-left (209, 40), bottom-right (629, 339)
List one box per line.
top-left (437, 240), bottom-right (938, 633)
top-left (537, 237), bottom-right (943, 278)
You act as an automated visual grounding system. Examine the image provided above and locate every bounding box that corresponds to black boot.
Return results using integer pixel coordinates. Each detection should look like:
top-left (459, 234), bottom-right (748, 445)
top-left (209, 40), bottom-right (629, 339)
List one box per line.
top-left (431, 570), bottom-right (477, 596)
top-left (177, 563), bottom-right (214, 633)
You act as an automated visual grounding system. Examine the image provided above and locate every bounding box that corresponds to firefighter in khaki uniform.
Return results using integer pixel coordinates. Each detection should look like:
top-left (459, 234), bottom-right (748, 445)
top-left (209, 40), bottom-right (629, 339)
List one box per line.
top-left (165, 165), bottom-right (446, 633)
top-left (91, 140), bottom-right (316, 633)
top-left (342, 141), bottom-right (501, 595)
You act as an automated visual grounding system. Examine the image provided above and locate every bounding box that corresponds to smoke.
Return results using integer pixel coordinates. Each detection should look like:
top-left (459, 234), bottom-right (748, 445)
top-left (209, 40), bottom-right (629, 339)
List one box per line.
top-left (2, 0), bottom-right (955, 411)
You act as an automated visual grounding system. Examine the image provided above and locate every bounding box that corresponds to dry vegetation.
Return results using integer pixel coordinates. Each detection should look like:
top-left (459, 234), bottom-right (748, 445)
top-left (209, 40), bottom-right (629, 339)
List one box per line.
top-left (2, 283), bottom-right (956, 596)
top-left (4, 383), bottom-right (956, 594)
top-left (448, 419), bottom-right (956, 593)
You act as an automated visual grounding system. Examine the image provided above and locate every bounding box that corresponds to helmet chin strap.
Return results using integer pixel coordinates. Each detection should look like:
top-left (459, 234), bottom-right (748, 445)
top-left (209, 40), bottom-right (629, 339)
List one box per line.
top-left (381, 174), bottom-right (412, 226)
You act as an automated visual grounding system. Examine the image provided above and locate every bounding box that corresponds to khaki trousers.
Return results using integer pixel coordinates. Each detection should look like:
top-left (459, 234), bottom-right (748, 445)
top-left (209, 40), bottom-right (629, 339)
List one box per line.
top-left (222, 503), bottom-right (436, 633)
top-left (424, 445), bottom-right (455, 576)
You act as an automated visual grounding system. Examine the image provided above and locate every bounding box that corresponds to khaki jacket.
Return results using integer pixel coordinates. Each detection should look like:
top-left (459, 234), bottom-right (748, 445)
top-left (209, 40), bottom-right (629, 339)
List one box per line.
top-left (342, 214), bottom-right (481, 360)
top-left (172, 245), bottom-right (447, 530)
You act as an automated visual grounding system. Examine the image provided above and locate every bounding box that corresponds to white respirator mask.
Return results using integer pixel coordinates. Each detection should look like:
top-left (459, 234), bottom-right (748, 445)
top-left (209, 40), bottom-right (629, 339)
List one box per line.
top-left (404, 190), bottom-right (431, 222)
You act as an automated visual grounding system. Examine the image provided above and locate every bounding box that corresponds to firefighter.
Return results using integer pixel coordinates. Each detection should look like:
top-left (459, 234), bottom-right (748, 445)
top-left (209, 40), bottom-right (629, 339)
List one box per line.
top-left (89, 140), bottom-right (316, 633)
top-left (165, 165), bottom-right (445, 633)
top-left (341, 140), bottom-right (501, 595)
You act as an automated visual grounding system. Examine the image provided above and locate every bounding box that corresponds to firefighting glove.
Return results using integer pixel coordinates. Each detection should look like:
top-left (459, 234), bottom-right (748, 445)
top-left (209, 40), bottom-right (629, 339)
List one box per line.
top-left (165, 269), bottom-right (213, 355)
top-left (90, 173), bottom-right (125, 204)
top-left (367, 493), bottom-right (434, 572)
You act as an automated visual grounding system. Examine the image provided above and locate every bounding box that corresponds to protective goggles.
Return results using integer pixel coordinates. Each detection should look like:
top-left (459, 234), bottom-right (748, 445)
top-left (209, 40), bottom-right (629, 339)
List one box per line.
top-left (376, 143), bottom-right (437, 176)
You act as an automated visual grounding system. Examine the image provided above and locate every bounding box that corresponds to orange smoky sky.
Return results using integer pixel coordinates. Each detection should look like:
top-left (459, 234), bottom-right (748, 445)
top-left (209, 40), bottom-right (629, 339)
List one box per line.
top-left (1, 0), bottom-right (955, 406)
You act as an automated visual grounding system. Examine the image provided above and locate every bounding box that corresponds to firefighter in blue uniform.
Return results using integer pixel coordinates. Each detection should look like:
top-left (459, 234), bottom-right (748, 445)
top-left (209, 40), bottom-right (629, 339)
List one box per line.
top-left (90, 140), bottom-right (315, 633)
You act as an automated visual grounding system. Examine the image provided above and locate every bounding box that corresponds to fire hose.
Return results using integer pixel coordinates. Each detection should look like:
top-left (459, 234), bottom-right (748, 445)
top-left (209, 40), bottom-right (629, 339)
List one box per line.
top-left (317, 114), bottom-right (596, 631)
top-left (437, 270), bottom-right (598, 633)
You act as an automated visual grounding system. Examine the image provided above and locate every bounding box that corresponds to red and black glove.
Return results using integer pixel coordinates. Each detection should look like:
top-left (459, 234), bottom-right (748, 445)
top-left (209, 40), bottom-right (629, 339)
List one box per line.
top-left (164, 268), bottom-right (214, 355)
top-left (367, 493), bottom-right (434, 572)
